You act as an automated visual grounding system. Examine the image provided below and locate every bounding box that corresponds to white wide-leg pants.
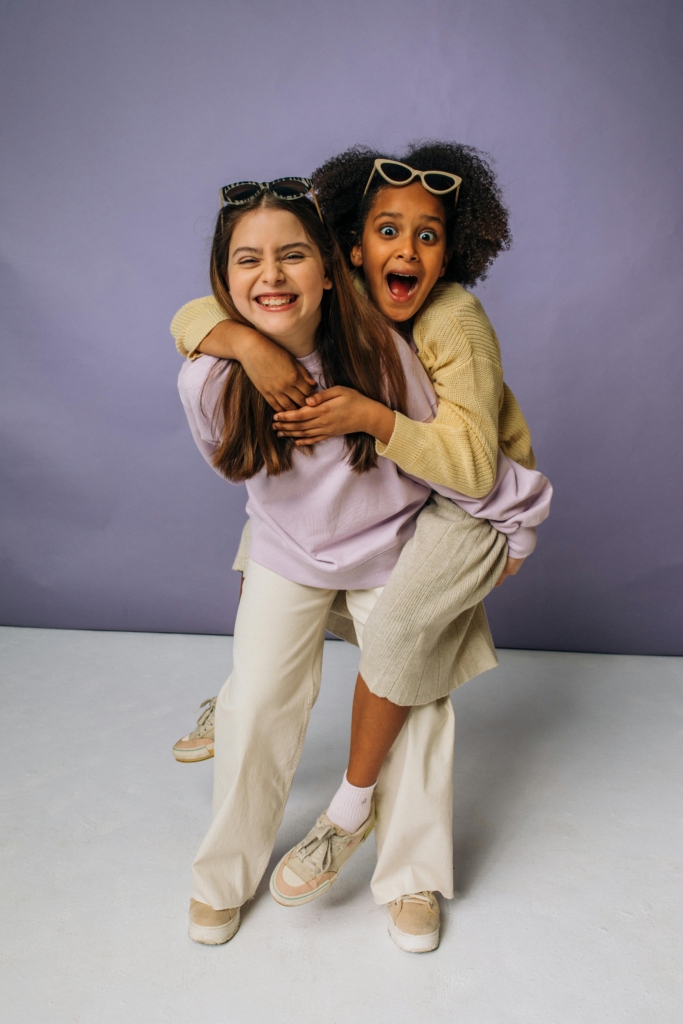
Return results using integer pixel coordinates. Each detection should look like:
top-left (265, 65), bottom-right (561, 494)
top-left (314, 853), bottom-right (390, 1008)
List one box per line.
top-left (191, 559), bottom-right (455, 910)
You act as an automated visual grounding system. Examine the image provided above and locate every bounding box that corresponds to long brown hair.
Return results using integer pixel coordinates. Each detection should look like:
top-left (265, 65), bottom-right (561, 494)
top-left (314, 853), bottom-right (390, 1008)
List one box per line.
top-left (207, 191), bottom-right (407, 480)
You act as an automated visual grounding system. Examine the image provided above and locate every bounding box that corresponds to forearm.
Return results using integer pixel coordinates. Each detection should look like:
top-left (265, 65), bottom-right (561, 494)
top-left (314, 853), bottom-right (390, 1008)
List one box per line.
top-left (198, 319), bottom-right (265, 360)
top-left (360, 399), bottom-right (396, 446)
top-left (377, 411), bottom-right (498, 497)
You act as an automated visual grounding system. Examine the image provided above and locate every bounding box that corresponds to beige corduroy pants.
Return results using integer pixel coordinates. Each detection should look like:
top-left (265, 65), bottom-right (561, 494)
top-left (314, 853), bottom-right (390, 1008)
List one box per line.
top-left (233, 498), bottom-right (507, 706)
top-left (191, 559), bottom-right (455, 910)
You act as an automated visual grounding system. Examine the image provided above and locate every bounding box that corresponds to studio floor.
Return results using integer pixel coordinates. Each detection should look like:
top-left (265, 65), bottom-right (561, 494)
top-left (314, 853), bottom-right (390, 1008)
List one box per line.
top-left (0, 627), bottom-right (680, 1023)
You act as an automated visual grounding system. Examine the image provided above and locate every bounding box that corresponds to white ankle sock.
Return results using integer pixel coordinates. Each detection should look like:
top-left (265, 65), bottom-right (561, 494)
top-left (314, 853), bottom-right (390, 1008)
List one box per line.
top-left (326, 773), bottom-right (376, 834)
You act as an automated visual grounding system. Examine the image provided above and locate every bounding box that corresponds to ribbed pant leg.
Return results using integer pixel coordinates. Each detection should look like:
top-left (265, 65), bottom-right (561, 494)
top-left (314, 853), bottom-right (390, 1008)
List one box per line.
top-left (345, 588), bottom-right (456, 905)
top-left (191, 559), bottom-right (335, 910)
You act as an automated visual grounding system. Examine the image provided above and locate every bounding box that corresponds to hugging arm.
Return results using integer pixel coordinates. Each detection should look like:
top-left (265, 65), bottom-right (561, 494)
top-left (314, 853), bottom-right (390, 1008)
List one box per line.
top-left (273, 339), bottom-right (503, 498)
top-left (170, 296), bottom-right (317, 412)
top-left (274, 386), bottom-right (397, 446)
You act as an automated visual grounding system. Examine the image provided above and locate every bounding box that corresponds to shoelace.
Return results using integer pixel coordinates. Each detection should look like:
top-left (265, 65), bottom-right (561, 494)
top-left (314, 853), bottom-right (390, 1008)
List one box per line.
top-left (193, 697), bottom-right (216, 735)
top-left (295, 823), bottom-right (345, 873)
top-left (391, 891), bottom-right (434, 908)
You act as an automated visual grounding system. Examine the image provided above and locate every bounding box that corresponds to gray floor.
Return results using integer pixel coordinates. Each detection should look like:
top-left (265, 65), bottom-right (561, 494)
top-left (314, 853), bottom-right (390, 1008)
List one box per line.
top-left (0, 628), bottom-right (681, 1024)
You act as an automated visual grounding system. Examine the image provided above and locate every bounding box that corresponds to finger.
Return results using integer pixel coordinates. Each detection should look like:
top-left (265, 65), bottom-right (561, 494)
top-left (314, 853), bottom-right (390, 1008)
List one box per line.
top-left (305, 388), bottom-right (339, 407)
top-left (281, 388), bottom-right (308, 408)
top-left (275, 415), bottom-right (324, 429)
top-left (294, 435), bottom-right (327, 446)
top-left (265, 396), bottom-right (286, 413)
top-left (290, 385), bottom-right (321, 405)
top-left (273, 407), bottom-right (319, 424)
top-left (272, 393), bottom-right (302, 412)
top-left (276, 425), bottom-right (325, 438)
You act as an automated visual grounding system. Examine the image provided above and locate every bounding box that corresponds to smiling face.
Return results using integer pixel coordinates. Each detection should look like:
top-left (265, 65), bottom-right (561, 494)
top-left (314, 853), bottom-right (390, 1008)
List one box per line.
top-left (227, 207), bottom-right (332, 357)
top-left (350, 181), bottom-right (449, 323)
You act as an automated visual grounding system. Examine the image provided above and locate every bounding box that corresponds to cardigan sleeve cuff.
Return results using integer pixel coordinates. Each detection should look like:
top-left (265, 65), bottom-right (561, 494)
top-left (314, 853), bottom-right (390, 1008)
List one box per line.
top-left (375, 411), bottom-right (427, 471)
top-left (180, 307), bottom-right (230, 360)
top-left (171, 302), bottom-right (230, 360)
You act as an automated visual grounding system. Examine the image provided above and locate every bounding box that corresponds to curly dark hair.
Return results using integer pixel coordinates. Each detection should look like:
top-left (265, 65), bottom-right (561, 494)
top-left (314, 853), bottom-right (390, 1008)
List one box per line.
top-left (311, 141), bottom-right (511, 287)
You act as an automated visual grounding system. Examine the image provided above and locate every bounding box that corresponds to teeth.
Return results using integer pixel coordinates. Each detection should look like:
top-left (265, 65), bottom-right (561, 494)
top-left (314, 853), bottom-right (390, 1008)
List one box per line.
top-left (258, 295), bottom-right (294, 307)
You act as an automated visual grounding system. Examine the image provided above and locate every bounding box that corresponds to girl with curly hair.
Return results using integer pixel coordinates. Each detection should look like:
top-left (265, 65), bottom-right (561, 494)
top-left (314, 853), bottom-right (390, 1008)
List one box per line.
top-left (172, 143), bottom-right (551, 951)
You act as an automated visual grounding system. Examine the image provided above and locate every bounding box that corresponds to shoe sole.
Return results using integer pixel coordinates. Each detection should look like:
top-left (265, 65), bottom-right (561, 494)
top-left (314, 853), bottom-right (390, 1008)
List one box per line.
top-left (188, 910), bottom-right (240, 945)
top-left (269, 865), bottom-right (338, 907)
top-left (269, 818), bottom-right (375, 908)
top-left (173, 744), bottom-right (214, 763)
top-left (388, 921), bottom-right (440, 953)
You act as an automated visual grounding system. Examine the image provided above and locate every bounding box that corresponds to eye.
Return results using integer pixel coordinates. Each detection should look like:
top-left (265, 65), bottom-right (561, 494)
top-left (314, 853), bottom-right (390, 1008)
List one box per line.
top-left (418, 229), bottom-right (437, 243)
top-left (379, 225), bottom-right (398, 238)
top-left (283, 251), bottom-right (305, 261)
top-left (237, 256), bottom-right (258, 265)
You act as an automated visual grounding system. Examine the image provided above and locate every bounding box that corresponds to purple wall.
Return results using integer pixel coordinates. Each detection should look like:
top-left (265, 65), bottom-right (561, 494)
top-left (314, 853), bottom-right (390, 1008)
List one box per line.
top-left (1, 0), bottom-right (682, 654)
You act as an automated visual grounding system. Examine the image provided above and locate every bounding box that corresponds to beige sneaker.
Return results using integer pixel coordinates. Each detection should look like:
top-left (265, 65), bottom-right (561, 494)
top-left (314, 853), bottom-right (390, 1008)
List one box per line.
top-left (188, 899), bottom-right (240, 944)
top-left (387, 891), bottom-right (440, 953)
top-left (173, 697), bottom-right (216, 762)
top-left (270, 806), bottom-right (375, 907)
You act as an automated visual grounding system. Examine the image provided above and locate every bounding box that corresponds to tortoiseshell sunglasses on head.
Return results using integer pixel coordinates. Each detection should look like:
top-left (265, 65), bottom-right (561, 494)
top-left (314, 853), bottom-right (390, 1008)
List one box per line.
top-left (363, 160), bottom-right (462, 203)
top-left (219, 178), bottom-right (323, 220)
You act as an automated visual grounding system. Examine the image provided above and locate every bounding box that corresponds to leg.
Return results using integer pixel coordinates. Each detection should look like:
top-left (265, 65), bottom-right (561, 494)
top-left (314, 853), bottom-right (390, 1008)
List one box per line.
top-left (191, 559), bottom-right (336, 911)
top-left (346, 674), bottom-right (410, 787)
top-left (268, 586), bottom-right (455, 924)
top-left (349, 588), bottom-right (456, 935)
top-left (371, 696), bottom-right (455, 904)
top-left (171, 573), bottom-right (245, 764)
top-left (326, 588), bottom-right (412, 820)
top-left (269, 584), bottom-right (387, 905)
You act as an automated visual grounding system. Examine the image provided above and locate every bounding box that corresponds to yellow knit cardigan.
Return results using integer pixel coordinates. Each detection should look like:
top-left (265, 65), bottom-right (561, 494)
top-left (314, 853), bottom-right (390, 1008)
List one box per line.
top-left (170, 281), bottom-right (535, 498)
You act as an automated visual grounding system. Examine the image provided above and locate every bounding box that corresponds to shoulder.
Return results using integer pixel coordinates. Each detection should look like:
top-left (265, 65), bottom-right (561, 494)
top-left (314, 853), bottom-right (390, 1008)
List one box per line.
top-left (178, 353), bottom-right (222, 404)
top-left (390, 331), bottom-right (438, 421)
top-left (414, 281), bottom-right (500, 366)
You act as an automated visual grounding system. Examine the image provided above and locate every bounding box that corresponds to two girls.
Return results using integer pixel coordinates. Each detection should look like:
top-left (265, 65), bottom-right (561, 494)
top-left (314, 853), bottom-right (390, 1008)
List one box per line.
top-left (175, 145), bottom-right (551, 952)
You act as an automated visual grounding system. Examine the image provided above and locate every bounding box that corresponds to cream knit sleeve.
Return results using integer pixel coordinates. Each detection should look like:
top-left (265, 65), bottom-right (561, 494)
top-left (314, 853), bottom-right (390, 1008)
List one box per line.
top-left (170, 296), bottom-right (229, 359)
top-left (498, 383), bottom-right (536, 469)
top-left (377, 283), bottom-right (506, 498)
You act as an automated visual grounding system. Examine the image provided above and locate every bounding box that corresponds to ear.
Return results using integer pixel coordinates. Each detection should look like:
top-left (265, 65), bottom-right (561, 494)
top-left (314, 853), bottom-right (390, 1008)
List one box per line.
top-left (322, 272), bottom-right (333, 291)
top-left (350, 242), bottom-right (363, 268)
top-left (439, 249), bottom-right (452, 279)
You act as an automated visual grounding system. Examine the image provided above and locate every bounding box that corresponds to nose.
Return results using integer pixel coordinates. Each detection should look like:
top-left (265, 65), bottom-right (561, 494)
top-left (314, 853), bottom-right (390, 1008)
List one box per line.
top-left (261, 256), bottom-right (286, 285)
top-left (395, 237), bottom-right (419, 262)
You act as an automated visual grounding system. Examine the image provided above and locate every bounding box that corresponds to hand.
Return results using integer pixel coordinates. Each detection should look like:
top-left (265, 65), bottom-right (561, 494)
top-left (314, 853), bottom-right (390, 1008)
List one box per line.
top-left (198, 321), bottom-right (316, 412)
top-left (494, 556), bottom-right (526, 587)
top-left (273, 387), bottom-right (396, 445)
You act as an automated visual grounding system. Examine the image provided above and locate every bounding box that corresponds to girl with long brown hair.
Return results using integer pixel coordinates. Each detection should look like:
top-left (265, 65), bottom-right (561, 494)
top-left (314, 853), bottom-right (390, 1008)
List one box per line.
top-left (180, 182), bottom-right (451, 948)
top-left (178, 177), bottom-right (550, 953)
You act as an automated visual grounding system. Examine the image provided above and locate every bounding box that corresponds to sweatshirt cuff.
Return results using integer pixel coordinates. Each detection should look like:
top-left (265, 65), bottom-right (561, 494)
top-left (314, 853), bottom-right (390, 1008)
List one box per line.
top-left (176, 307), bottom-right (229, 360)
top-left (375, 411), bottom-right (426, 471)
top-left (506, 527), bottom-right (537, 560)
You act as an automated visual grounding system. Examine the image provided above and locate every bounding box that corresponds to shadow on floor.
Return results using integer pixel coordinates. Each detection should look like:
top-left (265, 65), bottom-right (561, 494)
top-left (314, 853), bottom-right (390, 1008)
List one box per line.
top-left (451, 656), bottom-right (582, 896)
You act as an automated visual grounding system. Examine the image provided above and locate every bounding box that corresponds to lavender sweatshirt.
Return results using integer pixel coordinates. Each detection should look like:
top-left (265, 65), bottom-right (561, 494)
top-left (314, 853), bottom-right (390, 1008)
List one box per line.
top-left (178, 336), bottom-right (551, 590)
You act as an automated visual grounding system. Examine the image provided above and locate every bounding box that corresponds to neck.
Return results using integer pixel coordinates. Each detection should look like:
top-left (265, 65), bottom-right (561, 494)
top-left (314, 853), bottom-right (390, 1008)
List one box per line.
top-left (391, 316), bottom-right (415, 339)
top-left (266, 314), bottom-right (320, 359)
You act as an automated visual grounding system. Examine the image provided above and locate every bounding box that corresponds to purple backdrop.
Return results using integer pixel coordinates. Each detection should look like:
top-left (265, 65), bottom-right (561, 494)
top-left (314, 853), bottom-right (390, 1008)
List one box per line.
top-left (1, 0), bottom-right (682, 654)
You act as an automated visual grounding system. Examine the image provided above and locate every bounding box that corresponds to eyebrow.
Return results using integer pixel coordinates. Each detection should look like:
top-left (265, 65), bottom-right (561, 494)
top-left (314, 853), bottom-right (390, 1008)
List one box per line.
top-left (231, 241), bottom-right (314, 257)
top-left (372, 211), bottom-right (444, 225)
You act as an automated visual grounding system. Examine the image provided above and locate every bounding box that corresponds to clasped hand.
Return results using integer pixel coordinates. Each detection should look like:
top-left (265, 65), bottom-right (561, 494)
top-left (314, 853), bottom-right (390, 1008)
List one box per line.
top-left (273, 387), bottom-right (376, 445)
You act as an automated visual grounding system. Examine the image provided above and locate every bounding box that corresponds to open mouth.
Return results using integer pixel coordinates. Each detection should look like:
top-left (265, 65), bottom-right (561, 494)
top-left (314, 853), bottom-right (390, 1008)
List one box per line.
top-left (386, 273), bottom-right (419, 302)
top-left (255, 293), bottom-right (298, 310)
